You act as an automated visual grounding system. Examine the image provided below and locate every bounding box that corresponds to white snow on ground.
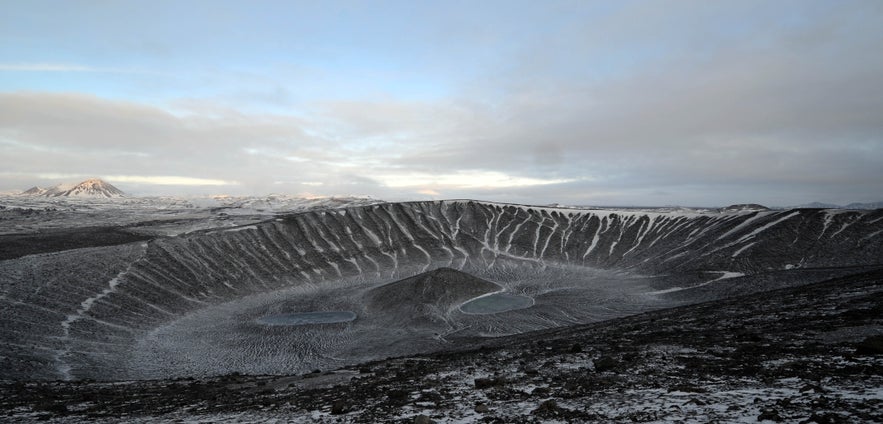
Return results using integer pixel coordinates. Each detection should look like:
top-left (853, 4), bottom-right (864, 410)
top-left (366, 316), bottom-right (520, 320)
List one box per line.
top-left (733, 211), bottom-right (801, 244)
top-left (217, 225), bottom-right (258, 233)
top-left (732, 242), bottom-right (756, 258)
top-left (715, 211), bottom-right (770, 240)
top-left (648, 271), bottom-right (745, 295)
top-left (711, 271), bottom-right (746, 281)
top-left (0, 194), bottom-right (383, 235)
top-left (109, 367), bottom-right (882, 424)
top-left (55, 242), bottom-right (150, 380)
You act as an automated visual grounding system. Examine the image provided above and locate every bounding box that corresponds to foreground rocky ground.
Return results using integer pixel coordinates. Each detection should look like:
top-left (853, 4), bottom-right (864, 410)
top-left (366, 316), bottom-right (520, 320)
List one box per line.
top-left (2, 268), bottom-right (881, 423)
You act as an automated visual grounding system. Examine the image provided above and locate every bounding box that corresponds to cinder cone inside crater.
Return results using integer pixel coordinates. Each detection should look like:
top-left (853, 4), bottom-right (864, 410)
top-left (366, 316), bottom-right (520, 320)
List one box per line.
top-left (365, 267), bottom-right (501, 317)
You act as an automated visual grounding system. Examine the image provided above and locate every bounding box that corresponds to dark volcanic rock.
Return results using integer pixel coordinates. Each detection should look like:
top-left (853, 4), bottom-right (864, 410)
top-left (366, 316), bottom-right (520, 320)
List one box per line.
top-left (330, 399), bottom-right (348, 415)
top-left (0, 226), bottom-right (150, 260)
top-left (474, 376), bottom-right (507, 390)
top-left (855, 335), bottom-right (883, 355)
top-left (593, 355), bottom-right (620, 372)
top-left (413, 415), bottom-right (434, 424)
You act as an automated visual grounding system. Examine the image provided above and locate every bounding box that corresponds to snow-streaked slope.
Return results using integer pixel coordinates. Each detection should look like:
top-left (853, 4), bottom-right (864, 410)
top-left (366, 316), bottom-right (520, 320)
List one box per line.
top-left (1, 200), bottom-right (881, 381)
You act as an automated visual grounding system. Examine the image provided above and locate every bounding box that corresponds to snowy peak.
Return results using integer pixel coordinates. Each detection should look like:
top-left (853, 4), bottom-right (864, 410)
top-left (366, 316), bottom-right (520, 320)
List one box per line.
top-left (53, 178), bottom-right (125, 198)
top-left (26, 178), bottom-right (126, 198)
top-left (21, 186), bottom-right (48, 195)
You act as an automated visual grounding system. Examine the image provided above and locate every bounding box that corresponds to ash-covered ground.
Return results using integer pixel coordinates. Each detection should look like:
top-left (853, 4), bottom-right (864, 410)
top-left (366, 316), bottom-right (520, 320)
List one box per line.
top-left (2, 269), bottom-right (881, 423)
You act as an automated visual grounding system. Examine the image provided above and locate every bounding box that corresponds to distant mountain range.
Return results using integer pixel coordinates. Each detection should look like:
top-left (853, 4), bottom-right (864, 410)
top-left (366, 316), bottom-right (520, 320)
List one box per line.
top-left (21, 178), bottom-right (125, 198)
top-left (12, 179), bottom-right (880, 209)
top-left (793, 201), bottom-right (883, 210)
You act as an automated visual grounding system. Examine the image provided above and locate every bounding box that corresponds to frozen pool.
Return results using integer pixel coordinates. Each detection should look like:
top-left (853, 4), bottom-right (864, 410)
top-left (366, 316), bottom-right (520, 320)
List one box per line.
top-left (459, 293), bottom-right (534, 315)
top-left (256, 311), bottom-right (357, 326)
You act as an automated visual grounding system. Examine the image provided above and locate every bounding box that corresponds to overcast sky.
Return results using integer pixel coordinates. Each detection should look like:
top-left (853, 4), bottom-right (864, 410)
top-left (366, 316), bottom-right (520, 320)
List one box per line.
top-left (2, 0), bottom-right (882, 206)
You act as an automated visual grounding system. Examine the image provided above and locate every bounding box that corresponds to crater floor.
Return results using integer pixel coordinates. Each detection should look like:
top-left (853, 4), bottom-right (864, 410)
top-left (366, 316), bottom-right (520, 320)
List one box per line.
top-left (128, 264), bottom-right (675, 379)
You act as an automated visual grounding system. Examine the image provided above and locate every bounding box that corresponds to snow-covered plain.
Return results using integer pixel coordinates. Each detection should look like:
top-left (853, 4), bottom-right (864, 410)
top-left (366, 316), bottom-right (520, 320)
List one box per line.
top-left (0, 194), bottom-right (383, 236)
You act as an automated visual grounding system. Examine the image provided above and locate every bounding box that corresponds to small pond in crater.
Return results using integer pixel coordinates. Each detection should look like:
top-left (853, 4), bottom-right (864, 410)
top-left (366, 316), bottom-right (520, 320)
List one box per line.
top-left (459, 293), bottom-right (534, 315)
top-left (256, 311), bottom-right (357, 326)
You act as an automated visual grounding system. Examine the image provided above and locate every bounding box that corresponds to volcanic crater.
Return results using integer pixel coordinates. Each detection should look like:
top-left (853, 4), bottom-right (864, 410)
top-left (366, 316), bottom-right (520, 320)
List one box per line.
top-left (2, 200), bottom-right (882, 384)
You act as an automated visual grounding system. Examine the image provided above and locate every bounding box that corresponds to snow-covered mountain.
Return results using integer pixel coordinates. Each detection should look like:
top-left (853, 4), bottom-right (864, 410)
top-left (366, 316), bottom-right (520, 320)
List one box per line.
top-left (23, 178), bottom-right (126, 198)
top-left (844, 201), bottom-right (883, 210)
top-left (21, 186), bottom-right (48, 195)
top-left (795, 201), bottom-right (842, 209)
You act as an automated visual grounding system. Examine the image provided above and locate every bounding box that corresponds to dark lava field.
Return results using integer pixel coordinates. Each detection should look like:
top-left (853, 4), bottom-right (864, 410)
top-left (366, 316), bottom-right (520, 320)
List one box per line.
top-left (1, 199), bottom-right (881, 422)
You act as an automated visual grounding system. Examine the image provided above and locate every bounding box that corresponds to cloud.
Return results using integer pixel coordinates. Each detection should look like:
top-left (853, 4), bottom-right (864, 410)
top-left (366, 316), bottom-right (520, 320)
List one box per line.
top-left (0, 93), bottom-right (565, 196)
top-left (0, 63), bottom-right (160, 76)
top-left (374, 171), bottom-right (576, 189)
top-left (103, 175), bottom-right (236, 186)
top-left (1, 2), bottom-right (882, 205)
top-left (417, 189), bottom-right (440, 197)
top-left (0, 63), bottom-right (97, 72)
